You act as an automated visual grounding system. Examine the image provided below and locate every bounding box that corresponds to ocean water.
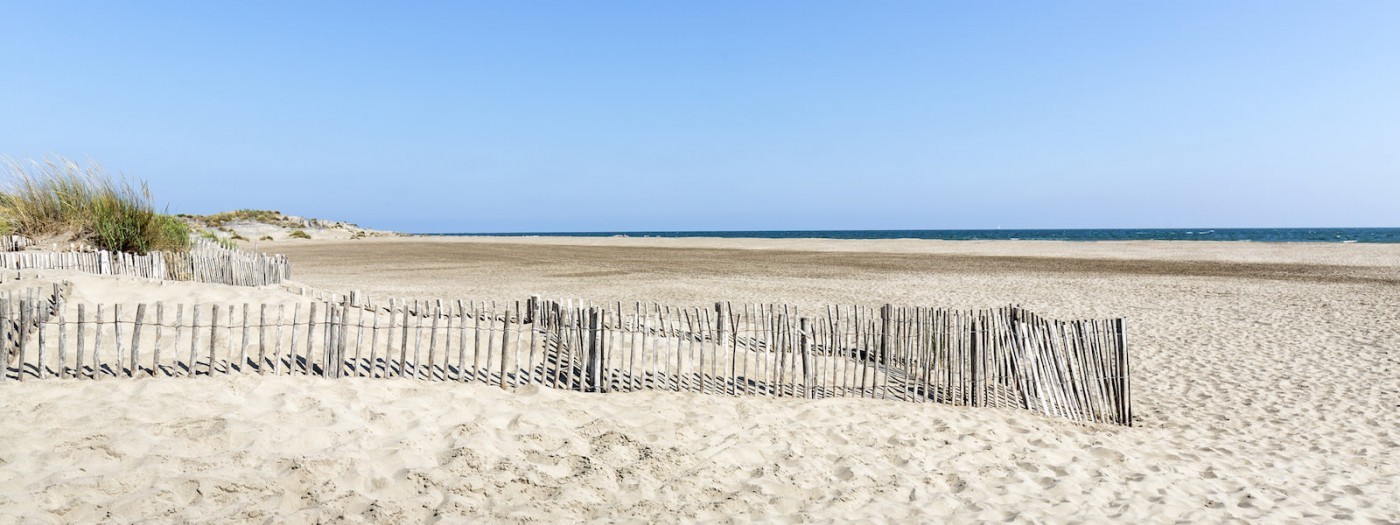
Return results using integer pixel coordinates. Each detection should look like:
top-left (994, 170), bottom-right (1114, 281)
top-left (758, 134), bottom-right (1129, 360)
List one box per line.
top-left (433, 228), bottom-right (1400, 243)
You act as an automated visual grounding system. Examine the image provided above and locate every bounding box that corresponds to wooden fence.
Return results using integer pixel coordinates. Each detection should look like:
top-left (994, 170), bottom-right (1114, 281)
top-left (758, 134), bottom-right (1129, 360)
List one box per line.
top-left (0, 292), bottom-right (1132, 426)
top-left (0, 239), bottom-right (290, 286)
top-left (0, 236), bottom-right (32, 252)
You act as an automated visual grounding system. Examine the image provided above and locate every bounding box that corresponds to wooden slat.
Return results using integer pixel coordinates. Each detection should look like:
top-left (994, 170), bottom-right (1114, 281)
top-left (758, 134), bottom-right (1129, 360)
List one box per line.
top-left (498, 303), bottom-right (511, 390)
top-left (513, 301), bottom-right (524, 389)
top-left (93, 304), bottom-right (105, 380)
top-left (411, 300), bottom-right (424, 380)
top-left (256, 304), bottom-right (268, 374)
top-left (352, 302), bottom-right (366, 378)
top-left (1116, 318), bottom-right (1131, 426)
top-left (130, 304), bottom-right (147, 378)
top-left (239, 304), bottom-right (250, 373)
top-left (455, 300), bottom-right (468, 382)
top-left (305, 302), bottom-right (318, 376)
top-left (384, 299), bottom-right (397, 378)
top-left (113, 304), bottom-right (125, 378)
top-left (525, 299), bottom-right (540, 385)
top-left (35, 300), bottom-right (49, 380)
top-left (368, 303), bottom-right (382, 378)
top-left (151, 304), bottom-right (164, 377)
top-left (187, 304), bottom-right (200, 378)
top-left (17, 300), bottom-right (30, 381)
top-left (271, 304), bottom-right (284, 375)
top-left (203, 305), bottom-right (219, 376)
top-left (57, 304), bottom-right (69, 379)
top-left (398, 302), bottom-right (411, 379)
top-left (427, 302), bottom-right (440, 381)
top-left (472, 301), bottom-right (484, 384)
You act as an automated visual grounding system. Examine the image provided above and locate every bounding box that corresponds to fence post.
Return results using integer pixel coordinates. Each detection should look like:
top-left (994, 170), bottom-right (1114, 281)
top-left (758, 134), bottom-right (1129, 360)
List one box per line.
top-left (207, 305), bottom-right (220, 376)
top-left (131, 304), bottom-right (147, 378)
top-left (1116, 318), bottom-right (1131, 426)
top-left (599, 307), bottom-right (609, 393)
top-left (969, 313), bottom-right (980, 407)
top-left (307, 302), bottom-right (319, 376)
top-left (187, 305), bottom-right (200, 378)
top-left (36, 301), bottom-right (47, 380)
top-left (258, 304), bottom-right (268, 374)
top-left (331, 301), bottom-right (344, 378)
top-left (879, 303), bottom-right (893, 359)
top-left (799, 317), bottom-right (812, 399)
top-left (715, 302), bottom-right (730, 350)
top-left (339, 300), bottom-right (352, 378)
top-left (498, 305), bottom-right (510, 390)
top-left (583, 307), bottom-right (598, 392)
top-left (0, 303), bottom-right (9, 382)
top-left (879, 304), bottom-right (894, 400)
top-left (324, 302), bottom-right (338, 378)
top-left (15, 301), bottom-right (28, 381)
top-left (58, 303), bottom-right (68, 379)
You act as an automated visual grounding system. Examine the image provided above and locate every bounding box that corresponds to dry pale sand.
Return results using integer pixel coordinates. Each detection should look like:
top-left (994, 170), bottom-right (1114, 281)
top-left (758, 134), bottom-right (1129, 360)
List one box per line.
top-left (2, 237), bottom-right (1398, 523)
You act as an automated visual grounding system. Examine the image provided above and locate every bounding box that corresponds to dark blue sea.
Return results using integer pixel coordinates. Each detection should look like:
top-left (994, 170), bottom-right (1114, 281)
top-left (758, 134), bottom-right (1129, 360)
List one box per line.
top-left (432, 228), bottom-right (1400, 243)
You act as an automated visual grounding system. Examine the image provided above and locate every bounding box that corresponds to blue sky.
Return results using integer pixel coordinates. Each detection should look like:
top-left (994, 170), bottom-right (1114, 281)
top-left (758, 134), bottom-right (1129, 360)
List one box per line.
top-left (2, 2), bottom-right (1397, 232)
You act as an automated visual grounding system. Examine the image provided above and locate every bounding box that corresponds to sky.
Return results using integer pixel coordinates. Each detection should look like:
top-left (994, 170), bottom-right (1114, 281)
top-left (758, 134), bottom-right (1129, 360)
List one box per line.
top-left (2, 2), bottom-right (1398, 233)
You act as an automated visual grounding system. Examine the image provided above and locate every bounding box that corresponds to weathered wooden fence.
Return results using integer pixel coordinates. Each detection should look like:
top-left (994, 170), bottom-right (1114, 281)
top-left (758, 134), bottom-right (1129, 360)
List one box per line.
top-left (169, 239), bottom-right (292, 285)
top-left (0, 291), bottom-right (1132, 425)
top-left (0, 239), bottom-right (290, 286)
top-left (0, 236), bottom-right (32, 252)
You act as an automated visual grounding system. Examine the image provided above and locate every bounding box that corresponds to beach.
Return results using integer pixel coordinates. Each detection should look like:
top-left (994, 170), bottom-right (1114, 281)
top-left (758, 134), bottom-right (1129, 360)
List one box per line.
top-left (2, 236), bottom-right (1397, 522)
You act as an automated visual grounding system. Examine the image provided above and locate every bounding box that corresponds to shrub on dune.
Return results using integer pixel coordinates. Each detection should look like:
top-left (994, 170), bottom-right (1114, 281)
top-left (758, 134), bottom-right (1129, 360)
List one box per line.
top-left (0, 156), bottom-right (190, 254)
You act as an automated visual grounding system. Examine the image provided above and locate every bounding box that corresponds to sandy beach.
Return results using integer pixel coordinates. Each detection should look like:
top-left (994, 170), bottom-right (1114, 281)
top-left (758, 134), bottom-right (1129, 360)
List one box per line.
top-left (2, 237), bottom-right (1397, 523)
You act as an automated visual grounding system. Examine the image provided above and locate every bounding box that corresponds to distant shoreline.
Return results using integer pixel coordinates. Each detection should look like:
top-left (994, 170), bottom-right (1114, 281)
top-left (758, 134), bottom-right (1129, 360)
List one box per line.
top-left (413, 227), bottom-right (1400, 243)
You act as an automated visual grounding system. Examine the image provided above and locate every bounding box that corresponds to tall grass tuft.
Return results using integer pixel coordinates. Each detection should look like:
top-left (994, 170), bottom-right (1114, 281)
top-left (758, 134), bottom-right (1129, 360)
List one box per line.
top-left (197, 229), bottom-right (238, 249)
top-left (0, 156), bottom-right (191, 254)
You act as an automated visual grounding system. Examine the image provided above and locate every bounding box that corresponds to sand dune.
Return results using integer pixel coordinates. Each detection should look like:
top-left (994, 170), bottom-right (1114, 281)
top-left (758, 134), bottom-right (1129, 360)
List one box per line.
top-left (2, 237), bottom-right (1398, 522)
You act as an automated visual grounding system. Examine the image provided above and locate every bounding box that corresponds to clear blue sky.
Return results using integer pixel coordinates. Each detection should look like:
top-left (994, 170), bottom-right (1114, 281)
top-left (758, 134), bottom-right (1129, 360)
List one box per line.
top-left (3, 2), bottom-right (1397, 232)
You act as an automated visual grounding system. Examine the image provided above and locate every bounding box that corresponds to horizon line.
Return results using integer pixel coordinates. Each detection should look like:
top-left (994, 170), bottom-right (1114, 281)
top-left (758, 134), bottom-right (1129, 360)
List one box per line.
top-left (411, 226), bottom-right (1400, 235)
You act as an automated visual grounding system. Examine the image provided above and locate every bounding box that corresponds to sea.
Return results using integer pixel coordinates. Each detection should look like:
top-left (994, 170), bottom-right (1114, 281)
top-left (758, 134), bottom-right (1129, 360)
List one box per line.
top-left (432, 228), bottom-right (1400, 243)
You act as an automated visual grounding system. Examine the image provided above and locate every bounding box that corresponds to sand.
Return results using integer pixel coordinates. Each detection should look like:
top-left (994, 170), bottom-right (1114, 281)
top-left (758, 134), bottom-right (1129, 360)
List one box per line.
top-left (2, 237), bottom-right (1398, 523)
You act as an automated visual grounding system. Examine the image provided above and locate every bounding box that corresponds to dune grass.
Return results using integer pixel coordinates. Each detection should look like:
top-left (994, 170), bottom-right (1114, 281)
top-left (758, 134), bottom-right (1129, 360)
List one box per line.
top-left (0, 156), bottom-right (190, 254)
top-left (180, 209), bottom-right (301, 229)
top-left (197, 229), bottom-right (238, 249)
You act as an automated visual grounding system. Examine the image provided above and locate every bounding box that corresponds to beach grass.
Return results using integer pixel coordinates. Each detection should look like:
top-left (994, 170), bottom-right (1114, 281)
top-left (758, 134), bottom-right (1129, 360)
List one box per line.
top-left (181, 209), bottom-right (302, 229)
top-left (197, 229), bottom-right (238, 249)
top-left (0, 156), bottom-right (190, 253)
